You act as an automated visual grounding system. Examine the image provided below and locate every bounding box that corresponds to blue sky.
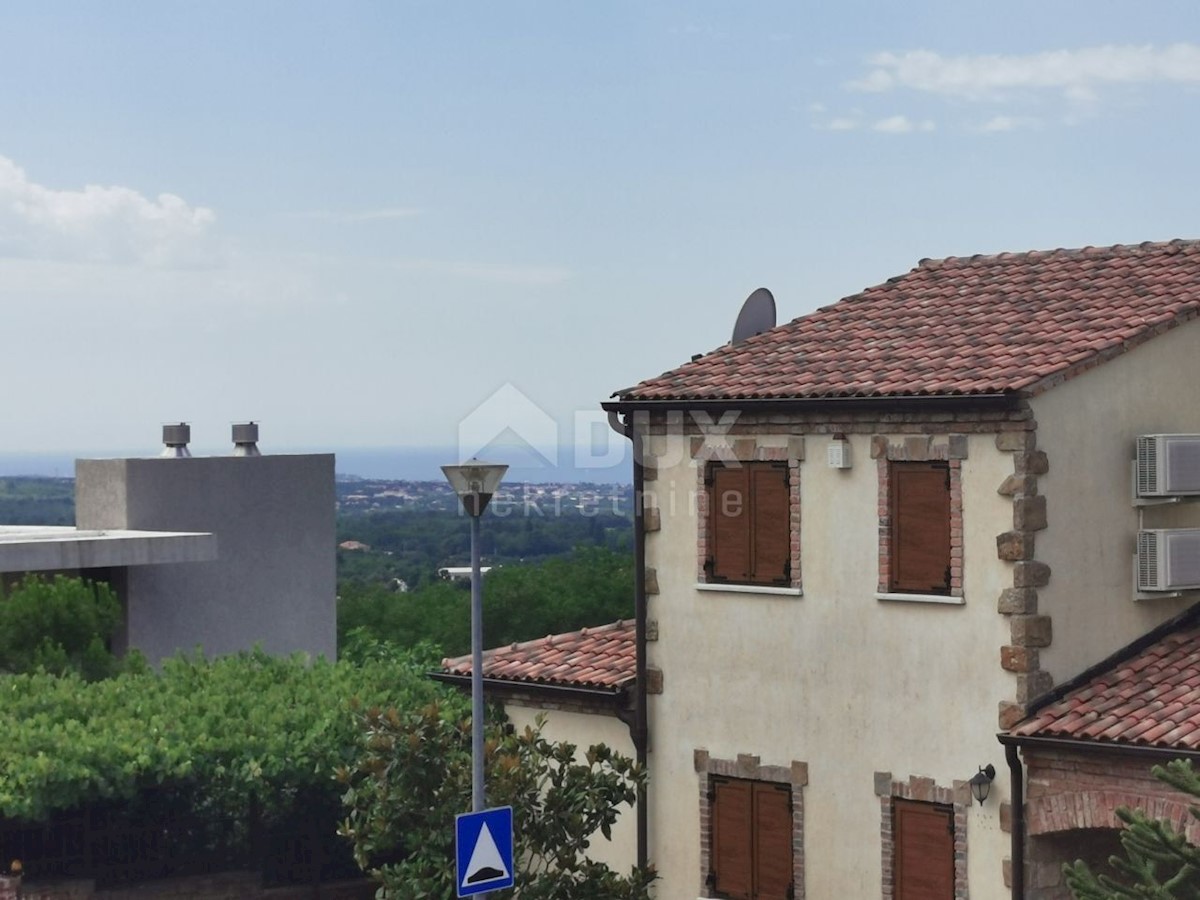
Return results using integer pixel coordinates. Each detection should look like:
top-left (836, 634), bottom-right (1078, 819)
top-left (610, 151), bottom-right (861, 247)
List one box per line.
top-left (2, 1), bottom-right (1199, 460)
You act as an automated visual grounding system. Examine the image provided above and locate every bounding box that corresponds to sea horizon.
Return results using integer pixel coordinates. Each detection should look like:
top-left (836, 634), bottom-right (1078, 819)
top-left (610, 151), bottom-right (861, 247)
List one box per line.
top-left (0, 444), bottom-right (633, 485)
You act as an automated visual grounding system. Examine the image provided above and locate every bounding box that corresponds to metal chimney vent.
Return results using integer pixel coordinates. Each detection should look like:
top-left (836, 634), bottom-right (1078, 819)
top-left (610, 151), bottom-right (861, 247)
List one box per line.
top-left (232, 422), bottom-right (261, 457)
top-left (161, 423), bottom-right (192, 458)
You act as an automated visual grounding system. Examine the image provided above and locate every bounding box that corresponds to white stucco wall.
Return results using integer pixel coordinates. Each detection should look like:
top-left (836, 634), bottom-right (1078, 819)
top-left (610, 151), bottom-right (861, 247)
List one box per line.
top-left (643, 429), bottom-right (1016, 900)
top-left (1029, 319), bottom-right (1200, 684)
top-left (504, 701), bottom-right (639, 874)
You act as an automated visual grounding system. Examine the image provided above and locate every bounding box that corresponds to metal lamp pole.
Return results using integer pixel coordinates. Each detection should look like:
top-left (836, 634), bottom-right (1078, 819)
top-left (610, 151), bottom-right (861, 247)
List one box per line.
top-left (441, 460), bottom-right (508, 824)
top-left (469, 509), bottom-right (485, 813)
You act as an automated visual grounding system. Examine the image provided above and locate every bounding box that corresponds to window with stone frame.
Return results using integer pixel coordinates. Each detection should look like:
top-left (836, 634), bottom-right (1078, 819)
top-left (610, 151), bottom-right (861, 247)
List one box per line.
top-left (708, 776), bottom-right (794, 900)
top-left (887, 460), bottom-right (953, 595)
top-left (704, 461), bottom-right (791, 587)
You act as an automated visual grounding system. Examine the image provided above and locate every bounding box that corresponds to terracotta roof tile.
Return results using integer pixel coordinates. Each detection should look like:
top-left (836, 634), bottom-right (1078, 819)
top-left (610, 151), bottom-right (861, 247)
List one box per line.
top-left (440, 619), bottom-right (635, 692)
top-left (616, 240), bottom-right (1200, 402)
top-left (1011, 615), bottom-right (1200, 751)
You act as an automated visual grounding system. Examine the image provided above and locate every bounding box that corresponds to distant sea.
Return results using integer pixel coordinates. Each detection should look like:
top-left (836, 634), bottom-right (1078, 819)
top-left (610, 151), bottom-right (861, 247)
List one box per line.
top-left (0, 445), bottom-right (633, 485)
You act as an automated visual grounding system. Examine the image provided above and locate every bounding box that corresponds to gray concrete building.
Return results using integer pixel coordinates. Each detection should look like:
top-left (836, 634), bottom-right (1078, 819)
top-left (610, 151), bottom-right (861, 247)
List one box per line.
top-left (0, 425), bottom-right (337, 663)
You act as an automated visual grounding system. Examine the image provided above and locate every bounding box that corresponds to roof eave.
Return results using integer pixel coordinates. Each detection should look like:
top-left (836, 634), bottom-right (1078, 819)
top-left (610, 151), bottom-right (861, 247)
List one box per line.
top-left (998, 731), bottom-right (1200, 762)
top-left (602, 392), bottom-right (1024, 415)
top-left (427, 670), bottom-right (632, 706)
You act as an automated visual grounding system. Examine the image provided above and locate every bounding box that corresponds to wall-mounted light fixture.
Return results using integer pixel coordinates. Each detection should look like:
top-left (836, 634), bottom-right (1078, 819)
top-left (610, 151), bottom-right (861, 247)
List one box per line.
top-left (827, 433), bottom-right (852, 469)
top-left (969, 764), bottom-right (996, 805)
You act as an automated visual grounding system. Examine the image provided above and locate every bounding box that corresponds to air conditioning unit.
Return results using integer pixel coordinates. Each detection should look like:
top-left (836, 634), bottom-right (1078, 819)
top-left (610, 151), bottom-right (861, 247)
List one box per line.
top-left (1136, 435), bottom-right (1200, 497)
top-left (1138, 529), bottom-right (1200, 591)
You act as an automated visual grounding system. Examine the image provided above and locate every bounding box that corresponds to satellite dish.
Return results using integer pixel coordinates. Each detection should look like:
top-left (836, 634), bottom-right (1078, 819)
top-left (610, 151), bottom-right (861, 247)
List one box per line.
top-left (731, 287), bottom-right (776, 344)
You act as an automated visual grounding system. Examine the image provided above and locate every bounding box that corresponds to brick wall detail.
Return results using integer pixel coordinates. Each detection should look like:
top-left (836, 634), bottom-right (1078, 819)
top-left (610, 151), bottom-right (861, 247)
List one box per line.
top-left (1020, 747), bottom-right (1200, 898)
top-left (694, 749), bottom-right (808, 899)
top-left (876, 773), bottom-right (971, 900)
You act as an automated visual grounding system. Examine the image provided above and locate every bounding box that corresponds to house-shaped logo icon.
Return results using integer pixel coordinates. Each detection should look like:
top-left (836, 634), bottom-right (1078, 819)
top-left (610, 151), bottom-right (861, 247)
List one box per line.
top-left (457, 383), bottom-right (558, 470)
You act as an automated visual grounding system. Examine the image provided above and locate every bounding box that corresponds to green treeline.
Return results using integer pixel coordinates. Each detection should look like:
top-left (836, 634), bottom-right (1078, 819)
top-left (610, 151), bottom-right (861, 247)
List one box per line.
top-left (336, 506), bottom-right (632, 591)
top-left (339, 545), bottom-right (633, 657)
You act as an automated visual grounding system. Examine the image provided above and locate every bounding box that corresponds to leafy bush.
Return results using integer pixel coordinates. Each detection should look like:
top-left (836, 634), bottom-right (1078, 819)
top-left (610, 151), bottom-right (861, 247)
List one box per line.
top-left (0, 574), bottom-right (130, 680)
top-left (339, 706), bottom-right (654, 899)
top-left (0, 643), bottom-right (454, 823)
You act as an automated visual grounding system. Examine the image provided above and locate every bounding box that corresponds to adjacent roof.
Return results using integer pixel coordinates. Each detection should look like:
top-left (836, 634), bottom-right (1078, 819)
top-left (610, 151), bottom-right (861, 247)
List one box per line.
top-left (439, 619), bottom-right (635, 693)
top-left (615, 240), bottom-right (1200, 403)
top-left (1011, 603), bottom-right (1200, 752)
top-left (0, 526), bottom-right (217, 573)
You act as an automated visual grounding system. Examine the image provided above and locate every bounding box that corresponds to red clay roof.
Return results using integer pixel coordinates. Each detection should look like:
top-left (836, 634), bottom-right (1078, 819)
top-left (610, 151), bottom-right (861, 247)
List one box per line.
top-left (616, 240), bottom-right (1200, 402)
top-left (1012, 613), bottom-right (1200, 751)
top-left (440, 619), bottom-right (635, 692)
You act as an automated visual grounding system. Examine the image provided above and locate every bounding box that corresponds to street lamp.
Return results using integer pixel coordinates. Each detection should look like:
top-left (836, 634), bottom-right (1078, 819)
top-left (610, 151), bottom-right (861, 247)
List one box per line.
top-left (441, 458), bottom-right (508, 818)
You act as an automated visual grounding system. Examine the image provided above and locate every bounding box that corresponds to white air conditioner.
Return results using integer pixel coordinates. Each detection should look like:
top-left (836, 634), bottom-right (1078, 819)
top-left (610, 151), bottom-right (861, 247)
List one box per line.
top-left (1136, 435), bottom-right (1200, 497)
top-left (1138, 529), bottom-right (1200, 591)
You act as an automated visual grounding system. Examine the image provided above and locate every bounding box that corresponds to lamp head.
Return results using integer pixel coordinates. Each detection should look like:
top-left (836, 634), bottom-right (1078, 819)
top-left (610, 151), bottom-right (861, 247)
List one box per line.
top-left (441, 459), bottom-right (508, 517)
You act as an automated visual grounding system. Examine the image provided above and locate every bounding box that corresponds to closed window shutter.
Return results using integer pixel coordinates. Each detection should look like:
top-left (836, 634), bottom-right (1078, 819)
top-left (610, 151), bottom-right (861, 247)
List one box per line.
top-left (710, 466), bottom-right (751, 582)
top-left (750, 464), bottom-right (790, 585)
top-left (752, 783), bottom-right (793, 900)
top-left (890, 462), bottom-right (951, 593)
top-left (712, 778), bottom-right (753, 899)
top-left (894, 800), bottom-right (954, 900)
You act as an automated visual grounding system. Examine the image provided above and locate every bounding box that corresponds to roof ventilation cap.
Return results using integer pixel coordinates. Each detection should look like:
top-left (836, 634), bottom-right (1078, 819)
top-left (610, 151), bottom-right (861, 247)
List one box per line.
top-left (161, 423), bottom-right (192, 458)
top-left (232, 422), bottom-right (261, 457)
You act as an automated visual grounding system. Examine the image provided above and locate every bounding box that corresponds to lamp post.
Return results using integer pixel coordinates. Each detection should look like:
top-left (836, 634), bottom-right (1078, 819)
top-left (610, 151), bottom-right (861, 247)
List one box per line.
top-left (441, 459), bottom-right (508, 818)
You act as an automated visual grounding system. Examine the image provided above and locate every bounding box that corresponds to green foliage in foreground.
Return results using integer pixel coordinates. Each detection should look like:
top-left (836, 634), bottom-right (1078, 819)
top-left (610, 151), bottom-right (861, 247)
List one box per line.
top-left (0, 642), bottom-right (453, 823)
top-left (0, 574), bottom-right (134, 681)
top-left (338, 545), bottom-right (634, 657)
top-left (339, 706), bottom-right (654, 899)
top-left (1066, 759), bottom-right (1200, 898)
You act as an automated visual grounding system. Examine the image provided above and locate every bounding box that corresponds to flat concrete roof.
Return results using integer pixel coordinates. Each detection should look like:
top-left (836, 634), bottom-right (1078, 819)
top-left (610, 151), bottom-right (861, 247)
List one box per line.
top-left (0, 526), bottom-right (217, 573)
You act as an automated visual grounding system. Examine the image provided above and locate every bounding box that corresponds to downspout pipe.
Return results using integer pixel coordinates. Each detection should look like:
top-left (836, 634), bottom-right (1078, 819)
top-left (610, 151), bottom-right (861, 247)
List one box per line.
top-left (1005, 741), bottom-right (1025, 900)
top-left (608, 409), bottom-right (649, 872)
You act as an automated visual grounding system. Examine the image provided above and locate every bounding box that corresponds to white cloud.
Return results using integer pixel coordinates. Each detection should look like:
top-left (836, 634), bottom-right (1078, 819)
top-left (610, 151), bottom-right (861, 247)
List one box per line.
top-left (872, 115), bottom-right (935, 133)
top-left (850, 43), bottom-right (1200, 101)
top-left (0, 155), bottom-right (216, 267)
top-left (827, 117), bottom-right (859, 131)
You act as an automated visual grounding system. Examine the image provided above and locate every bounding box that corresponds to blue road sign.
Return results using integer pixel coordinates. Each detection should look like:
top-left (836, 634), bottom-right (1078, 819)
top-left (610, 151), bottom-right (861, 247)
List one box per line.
top-left (455, 806), bottom-right (514, 897)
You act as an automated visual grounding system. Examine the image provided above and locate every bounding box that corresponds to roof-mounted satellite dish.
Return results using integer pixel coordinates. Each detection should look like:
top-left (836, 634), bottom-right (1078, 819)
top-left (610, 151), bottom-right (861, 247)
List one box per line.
top-left (731, 287), bottom-right (776, 344)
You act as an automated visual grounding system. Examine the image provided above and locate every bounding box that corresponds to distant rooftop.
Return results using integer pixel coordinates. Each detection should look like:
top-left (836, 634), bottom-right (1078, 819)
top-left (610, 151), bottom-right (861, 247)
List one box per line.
top-left (438, 619), bottom-right (635, 693)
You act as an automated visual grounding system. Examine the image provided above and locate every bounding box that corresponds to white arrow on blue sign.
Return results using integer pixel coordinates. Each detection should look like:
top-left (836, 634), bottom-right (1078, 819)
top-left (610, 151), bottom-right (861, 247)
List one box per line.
top-left (455, 806), bottom-right (515, 897)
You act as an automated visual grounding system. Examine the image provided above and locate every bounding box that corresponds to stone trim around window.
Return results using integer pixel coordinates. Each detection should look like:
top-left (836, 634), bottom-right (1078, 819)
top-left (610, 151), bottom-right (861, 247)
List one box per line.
top-left (876, 772), bottom-right (971, 900)
top-left (874, 436), bottom-right (966, 598)
top-left (695, 749), bottom-right (808, 899)
top-left (692, 438), bottom-right (803, 590)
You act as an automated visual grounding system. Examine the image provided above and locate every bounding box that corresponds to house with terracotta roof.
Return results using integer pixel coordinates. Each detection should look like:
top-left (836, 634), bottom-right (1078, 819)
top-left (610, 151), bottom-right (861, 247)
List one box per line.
top-left (601, 240), bottom-right (1200, 900)
top-left (434, 619), bottom-right (638, 871)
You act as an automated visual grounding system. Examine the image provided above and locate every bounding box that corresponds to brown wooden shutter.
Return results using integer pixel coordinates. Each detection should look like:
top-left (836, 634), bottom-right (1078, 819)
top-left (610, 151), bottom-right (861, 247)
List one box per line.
top-left (752, 783), bottom-right (793, 900)
top-left (712, 778), bottom-right (753, 899)
top-left (749, 464), bottom-right (790, 585)
top-left (893, 799), bottom-right (954, 900)
top-left (710, 466), bottom-right (751, 582)
top-left (890, 462), bottom-right (951, 593)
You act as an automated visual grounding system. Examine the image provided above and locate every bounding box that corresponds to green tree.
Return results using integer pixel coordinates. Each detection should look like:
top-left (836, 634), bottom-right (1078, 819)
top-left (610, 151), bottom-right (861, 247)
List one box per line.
top-left (0, 574), bottom-right (131, 680)
top-left (1066, 758), bottom-right (1200, 898)
top-left (338, 705), bottom-right (654, 899)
